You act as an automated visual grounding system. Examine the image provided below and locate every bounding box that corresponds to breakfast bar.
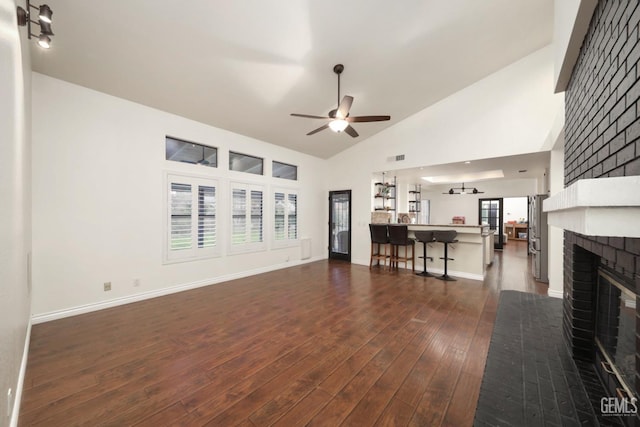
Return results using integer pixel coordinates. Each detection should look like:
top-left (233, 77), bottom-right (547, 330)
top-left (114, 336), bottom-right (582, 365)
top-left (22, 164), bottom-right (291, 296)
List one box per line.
top-left (386, 224), bottom-right (494, 280)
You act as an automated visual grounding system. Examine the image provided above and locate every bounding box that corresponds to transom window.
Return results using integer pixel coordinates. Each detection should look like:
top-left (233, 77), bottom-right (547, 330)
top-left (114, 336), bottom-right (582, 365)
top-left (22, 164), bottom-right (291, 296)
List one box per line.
top-left (166, 136), bottom-right (217, 167)
top-left (229, 151), bottom-right (263, 175)
top-left (272, 161), bottom-right (297, 180)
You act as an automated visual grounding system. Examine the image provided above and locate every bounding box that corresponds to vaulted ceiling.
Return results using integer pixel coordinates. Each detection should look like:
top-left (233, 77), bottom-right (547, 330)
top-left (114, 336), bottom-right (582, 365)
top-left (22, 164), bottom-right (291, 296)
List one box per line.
top-left (30, 0), bottom-right (553, 158)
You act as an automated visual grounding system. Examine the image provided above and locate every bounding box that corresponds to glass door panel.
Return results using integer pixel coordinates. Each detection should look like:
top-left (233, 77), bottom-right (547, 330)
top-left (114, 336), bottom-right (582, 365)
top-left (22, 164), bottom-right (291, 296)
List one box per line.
top-left (329, 190), bottom-right (351, 261)
top-left (479, 198), bottom-right (504, 249)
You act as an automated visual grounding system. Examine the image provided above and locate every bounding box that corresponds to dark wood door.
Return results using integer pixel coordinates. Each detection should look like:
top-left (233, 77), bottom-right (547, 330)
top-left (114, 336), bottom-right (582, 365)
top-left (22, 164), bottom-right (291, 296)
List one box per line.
top-left (479, 198), bottom-right (504, 249)
top-left (329, 190), bottom-right (351, 261)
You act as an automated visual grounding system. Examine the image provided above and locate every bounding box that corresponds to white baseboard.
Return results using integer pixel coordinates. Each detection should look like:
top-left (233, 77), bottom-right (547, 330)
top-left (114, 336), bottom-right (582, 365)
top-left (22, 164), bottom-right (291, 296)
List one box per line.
top-left (548, 289), bottom-right (564, 299)
top-left (10, 320), bottom-right (31, 427)
top-left (32, 256), bottom-right (325, 324)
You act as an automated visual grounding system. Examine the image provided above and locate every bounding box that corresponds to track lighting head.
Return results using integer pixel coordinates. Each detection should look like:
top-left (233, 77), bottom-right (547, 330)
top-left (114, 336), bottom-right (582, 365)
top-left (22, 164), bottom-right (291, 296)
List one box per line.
top-left (16, 1), bottom-right (55, 49)
top-left (39, 20), bottom-right (54, 36)
top-left (38, 4), bottom-right (52, 23)
top-left (37, 34), bottom-right (51, 49)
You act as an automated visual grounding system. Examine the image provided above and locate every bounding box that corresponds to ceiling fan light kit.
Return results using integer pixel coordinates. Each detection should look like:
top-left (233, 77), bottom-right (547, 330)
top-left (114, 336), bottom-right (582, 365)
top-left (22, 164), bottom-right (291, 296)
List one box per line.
top-left (328, 119), bottom-right (349, 133)
top-left (290, 64), bottom-right (390, 138)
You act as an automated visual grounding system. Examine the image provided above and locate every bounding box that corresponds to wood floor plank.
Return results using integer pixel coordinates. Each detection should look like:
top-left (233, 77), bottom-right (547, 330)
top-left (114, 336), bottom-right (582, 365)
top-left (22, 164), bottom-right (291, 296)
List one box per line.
top-left (271, 387), bottom-right (333, 427)
top-left (441, 372), bottom-right (483, 427)
top-left (20, 243), bottom-right (547, 427)
top-left (374, 396), bottom-right (415, 427)
top-left (133, 402), bottom-right (189, 427)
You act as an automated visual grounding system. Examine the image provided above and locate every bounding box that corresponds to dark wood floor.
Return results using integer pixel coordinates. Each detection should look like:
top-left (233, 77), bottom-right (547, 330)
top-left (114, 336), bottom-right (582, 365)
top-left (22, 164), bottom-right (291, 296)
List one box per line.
top-left (20, 240), bottom-right (546, 426)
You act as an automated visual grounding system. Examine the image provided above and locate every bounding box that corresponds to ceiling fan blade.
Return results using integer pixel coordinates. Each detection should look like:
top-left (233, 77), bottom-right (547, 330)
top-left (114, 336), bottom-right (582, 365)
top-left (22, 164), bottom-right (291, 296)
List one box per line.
top-left (336, 96), bottom-right (354, 119)
top-left (344, 125), bottom-right (359, 138)
top-left (347, 115), bottom-right (391, 123)
top-left (307, 123), bottom-right (330, 136)
top-left (291, 113), bottom-right (331, 119)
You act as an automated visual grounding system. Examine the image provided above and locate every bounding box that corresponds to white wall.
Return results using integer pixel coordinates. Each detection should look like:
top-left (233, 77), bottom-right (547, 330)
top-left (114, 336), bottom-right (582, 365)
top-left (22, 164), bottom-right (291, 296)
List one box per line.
top-left (31, 73), bottom-right (328, 318)
top-left (548, 132), bottom-right (565, 298)
top-left (423, 179), bottom-right (537, 225)
top-left (328, 46), bottom-right (563, 265)
top-left (0, 0), bottom-right (32, 423)
top-left (503, 197), bottom-right (529, 223)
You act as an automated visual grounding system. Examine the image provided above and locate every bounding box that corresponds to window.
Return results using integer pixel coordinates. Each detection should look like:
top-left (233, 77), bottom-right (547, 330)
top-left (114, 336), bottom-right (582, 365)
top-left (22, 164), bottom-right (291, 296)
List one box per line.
top-left (229, 151), bottom-right (263, 175)
top-left (274, 189), bottom-right (298, 247)
top-left (166, 136), bottom-right (217, 167)
top-left (166, 174), bottom-right (219, 262)
top-left (272, 161), bottom-right (297, 180)
top-left (230, 182), bottom-right (265, 253)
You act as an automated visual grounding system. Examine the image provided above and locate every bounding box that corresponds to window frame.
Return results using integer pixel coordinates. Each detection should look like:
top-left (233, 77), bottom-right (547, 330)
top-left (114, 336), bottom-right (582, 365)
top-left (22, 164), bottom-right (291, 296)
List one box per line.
top-left (164, 172), bottom-right (221, 263)
top-left (228, 181), bottom-right (266, 255)
top-left (272, 160), bottom-right (298, 181)
top-left (272, 187), bottom-right (299, 248)
top-left (165, 136), bottom-right (218, 168)
top-left (229, 151), bottom-right (264, 175)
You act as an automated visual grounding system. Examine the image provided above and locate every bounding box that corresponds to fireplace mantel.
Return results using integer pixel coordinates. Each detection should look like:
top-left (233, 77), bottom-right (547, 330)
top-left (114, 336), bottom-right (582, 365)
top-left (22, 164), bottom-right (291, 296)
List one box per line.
top-left (543, 176), bottom-right (640, 238)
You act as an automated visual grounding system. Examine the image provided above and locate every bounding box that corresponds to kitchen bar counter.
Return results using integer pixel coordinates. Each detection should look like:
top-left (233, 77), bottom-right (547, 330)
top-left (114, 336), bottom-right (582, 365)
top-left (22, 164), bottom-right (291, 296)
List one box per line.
top-left (383, 224), bottom-right (493, 280)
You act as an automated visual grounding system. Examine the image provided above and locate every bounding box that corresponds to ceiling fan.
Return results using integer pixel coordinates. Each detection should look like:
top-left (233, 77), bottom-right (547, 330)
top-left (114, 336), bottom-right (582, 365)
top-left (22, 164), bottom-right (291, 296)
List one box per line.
top-left (443, 183), bottom-right (485, 195)
top-left (290, 64), bottom-right (390, 138)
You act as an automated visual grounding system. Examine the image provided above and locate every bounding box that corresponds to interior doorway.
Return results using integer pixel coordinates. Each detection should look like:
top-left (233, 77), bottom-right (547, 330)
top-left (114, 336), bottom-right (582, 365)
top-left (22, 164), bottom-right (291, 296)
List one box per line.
top-left (328, 190), bottom-right (351, 261)
top-left (479, 198), bottom-right (504, 250)
top-left (503, 196), bottom-right (529, 247)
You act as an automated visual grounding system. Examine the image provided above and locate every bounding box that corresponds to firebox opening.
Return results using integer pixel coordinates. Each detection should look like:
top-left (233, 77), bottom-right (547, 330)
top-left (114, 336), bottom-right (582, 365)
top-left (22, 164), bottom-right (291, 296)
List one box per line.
top-left (594, 268), bottom-right (638, 424)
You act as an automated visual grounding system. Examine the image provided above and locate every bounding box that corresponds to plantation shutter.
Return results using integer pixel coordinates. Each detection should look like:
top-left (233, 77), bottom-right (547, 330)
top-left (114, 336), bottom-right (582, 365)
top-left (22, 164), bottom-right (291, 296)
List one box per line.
top-left (250, 190), bottom-right (263, 243)
top-left (166, 174), bottom-right (219, 262)
top-left (198, 186), bottom-right (216, 248)
top-left (232, 188), bottom-right (247, 245)
top-left (288, 193), bottom-right (297, 240)
top-left (274, 192), bottom-right (285, 241)
top-left (170, 183), bottom-right (192, 251)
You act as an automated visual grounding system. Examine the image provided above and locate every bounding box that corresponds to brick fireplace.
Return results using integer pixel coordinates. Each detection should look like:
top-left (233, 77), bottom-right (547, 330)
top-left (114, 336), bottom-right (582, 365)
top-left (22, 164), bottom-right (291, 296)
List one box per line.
top-left (546, 1), bottom-right (640, 424)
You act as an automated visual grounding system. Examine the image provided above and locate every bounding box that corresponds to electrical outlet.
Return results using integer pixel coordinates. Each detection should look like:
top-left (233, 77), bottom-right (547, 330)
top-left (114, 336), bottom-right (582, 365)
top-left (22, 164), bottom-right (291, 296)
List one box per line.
top-left (103, 282), bottom-right (111, 291)
top-left (133, 279), bottom-right (140, 287)
top-left (7, 388), bottom-right (13, 419)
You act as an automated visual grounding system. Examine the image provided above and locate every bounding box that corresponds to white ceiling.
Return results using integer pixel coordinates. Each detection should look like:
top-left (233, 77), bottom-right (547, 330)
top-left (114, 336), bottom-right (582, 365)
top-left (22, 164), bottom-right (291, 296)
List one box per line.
top-left (384, 151), bottom-right (551, 188)
top-left (30, 0), bottom-right (553, 159)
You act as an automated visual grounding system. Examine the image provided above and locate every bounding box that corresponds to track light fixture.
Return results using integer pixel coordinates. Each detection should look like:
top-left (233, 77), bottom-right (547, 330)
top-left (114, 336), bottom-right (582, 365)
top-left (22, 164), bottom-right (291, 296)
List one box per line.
top-left (17, 1), bottom-right (54, 49)
top-left (443, 183), bottom-right (484, 195)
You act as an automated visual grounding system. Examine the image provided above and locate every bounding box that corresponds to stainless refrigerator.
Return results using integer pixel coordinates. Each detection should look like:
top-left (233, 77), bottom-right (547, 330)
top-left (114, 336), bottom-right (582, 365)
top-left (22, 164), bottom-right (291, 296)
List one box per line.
top-left (528, 194), bottom-right (548, 283)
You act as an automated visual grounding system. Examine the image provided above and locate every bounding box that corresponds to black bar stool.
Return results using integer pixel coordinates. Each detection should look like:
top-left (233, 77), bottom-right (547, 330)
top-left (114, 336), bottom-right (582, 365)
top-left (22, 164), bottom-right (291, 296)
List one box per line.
top-left (414, 230), bottom-right (435, 277)
top-left (433, 230), bottom-right (458, 281)
top-left (369, 224), bottom-right (390, 268)
top-left (388, 225), bottom-right (415, 272)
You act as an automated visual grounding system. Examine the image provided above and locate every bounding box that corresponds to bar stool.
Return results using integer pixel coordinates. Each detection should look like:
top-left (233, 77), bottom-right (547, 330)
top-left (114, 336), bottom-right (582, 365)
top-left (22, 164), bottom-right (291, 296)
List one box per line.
top-left (369, 224), bottom-right (390, 268)
top-left (388, 225), bottom-right (415, 272)
top-left (414, 230), bottom-right (435, 277)
top-left (433, 230), bottom-right (458, 281)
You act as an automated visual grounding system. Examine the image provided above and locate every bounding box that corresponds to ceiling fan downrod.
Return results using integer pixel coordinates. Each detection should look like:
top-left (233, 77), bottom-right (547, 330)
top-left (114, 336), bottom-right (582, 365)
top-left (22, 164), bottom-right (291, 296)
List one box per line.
top-left (334, 64), bottom-right (344, 110)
